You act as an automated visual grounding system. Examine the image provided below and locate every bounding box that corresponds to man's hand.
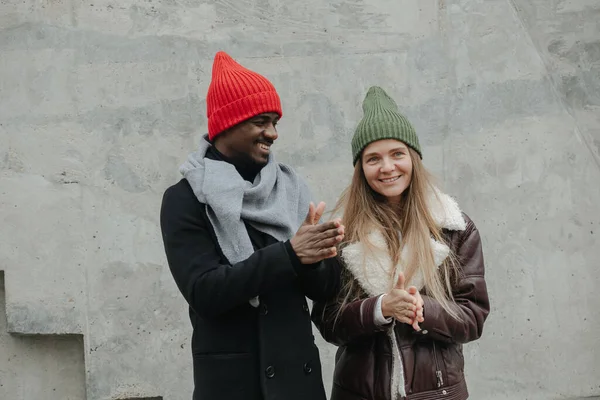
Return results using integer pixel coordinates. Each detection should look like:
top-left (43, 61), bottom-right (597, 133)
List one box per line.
top-left (381, 272), bottom-right (418, 325)
top-left (290, 202), bottom-right (345, 264)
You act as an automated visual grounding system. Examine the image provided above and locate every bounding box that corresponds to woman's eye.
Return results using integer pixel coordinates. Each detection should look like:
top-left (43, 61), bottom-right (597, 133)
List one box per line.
top-left (394, 151), bottom-right (404, 157)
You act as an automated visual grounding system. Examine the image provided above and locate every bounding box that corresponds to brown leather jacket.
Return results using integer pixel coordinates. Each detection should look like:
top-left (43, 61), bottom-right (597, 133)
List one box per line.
top-left (312, 214), bottom-right (490, 400)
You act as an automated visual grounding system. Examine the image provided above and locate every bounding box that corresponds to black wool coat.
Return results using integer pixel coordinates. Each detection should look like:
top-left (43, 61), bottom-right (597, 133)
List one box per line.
top-left (160, 156), bottom-right (336, 400)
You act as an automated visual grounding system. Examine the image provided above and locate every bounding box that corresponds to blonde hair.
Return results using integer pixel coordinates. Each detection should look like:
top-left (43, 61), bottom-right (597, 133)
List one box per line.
top-left (333, 147), bottom-right (461, 320)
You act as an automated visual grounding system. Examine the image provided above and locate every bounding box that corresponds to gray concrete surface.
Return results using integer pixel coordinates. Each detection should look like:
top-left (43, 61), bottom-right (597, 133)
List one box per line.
top-left (0, 272), bottom-right (86, 400)
top-left (1, 0), bottom-right (599, 399)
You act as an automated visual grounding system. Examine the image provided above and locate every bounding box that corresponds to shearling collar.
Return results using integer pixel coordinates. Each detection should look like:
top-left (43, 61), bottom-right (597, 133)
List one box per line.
top-left (341, 188), bottom-right (466, 294)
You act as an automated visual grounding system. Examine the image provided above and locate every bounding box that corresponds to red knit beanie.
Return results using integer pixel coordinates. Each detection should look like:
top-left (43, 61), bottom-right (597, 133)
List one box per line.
top-left (206, 51), bottom-right (283, 140)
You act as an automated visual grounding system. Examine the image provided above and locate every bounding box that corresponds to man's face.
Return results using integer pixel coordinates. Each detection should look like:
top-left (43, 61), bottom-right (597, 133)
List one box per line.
top-left (214, 113), bottom-right (280, 167)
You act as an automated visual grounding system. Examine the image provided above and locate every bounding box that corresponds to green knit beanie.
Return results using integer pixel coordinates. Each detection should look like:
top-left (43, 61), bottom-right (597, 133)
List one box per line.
top-left (351, 86), bottom-right (422, 165)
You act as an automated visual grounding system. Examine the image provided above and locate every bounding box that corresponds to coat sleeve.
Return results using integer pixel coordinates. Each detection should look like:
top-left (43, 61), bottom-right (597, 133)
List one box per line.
top-left (160, 183), bottom-right (300, 318)
top-left (418, 216), bottom-right (490, 344)
top-left (311, 257), bottom-right (391, 346)
top-left (293, 254), bottom-right (343, 303)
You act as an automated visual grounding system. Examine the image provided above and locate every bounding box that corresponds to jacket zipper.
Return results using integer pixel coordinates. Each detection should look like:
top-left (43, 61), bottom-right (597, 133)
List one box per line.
top-left (432, 341), bottom-right (444, 388)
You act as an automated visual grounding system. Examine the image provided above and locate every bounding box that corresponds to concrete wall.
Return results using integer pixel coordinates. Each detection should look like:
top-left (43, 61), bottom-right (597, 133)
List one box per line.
top-left (1, 0), bottom-right (599, 399)
top-left (0, 272), bottom-right (86, 400)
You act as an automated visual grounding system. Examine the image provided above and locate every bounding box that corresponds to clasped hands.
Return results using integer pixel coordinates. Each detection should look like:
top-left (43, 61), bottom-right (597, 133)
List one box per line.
top-left (381, 272), bottom-right (425, 331)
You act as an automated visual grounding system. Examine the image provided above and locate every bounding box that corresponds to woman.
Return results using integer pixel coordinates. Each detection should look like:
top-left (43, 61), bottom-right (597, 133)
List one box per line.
top-left (312, 86), bottom-right (490, 400)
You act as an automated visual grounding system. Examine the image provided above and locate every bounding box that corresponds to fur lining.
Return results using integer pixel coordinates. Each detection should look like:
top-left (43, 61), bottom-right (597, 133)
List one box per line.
top-left (341, 188), bottom-right (465, 294)
top-left (340, 188), bottom-right (465, 399)
top-left (428, 188), bottom-right (466, 232)
top-left (389, 328), bottom-right (405, 399)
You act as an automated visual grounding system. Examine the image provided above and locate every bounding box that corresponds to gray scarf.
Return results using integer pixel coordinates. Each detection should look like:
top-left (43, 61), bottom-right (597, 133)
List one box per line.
top-left (179, 138), bottom-right (312, 306)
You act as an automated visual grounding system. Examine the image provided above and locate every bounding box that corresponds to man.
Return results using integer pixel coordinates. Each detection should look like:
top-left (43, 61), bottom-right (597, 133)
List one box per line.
top-left (160, 51), bottom-right (344, 400)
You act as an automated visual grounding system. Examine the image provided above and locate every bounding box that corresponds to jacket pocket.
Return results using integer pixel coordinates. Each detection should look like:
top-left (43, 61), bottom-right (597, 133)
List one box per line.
top-left (410, 340), bottom-right (445, 393)
top-left (441, 343), bottom-right (465, 386)
top-left (432, 341), bottom-right (445, 388)
top-left (333, 343), bottom-right (377, 399)
top-left (193, 352), bottom-right (259, 400)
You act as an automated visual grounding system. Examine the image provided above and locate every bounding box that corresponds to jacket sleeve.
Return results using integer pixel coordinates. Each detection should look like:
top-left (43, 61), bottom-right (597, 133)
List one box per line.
top-left (311, 257), bottom-right (391, 346)
top-left (418, 217), bottom-right (490, 344)
top-left (312, 296), bottom-right (391, 346)
top-left (160, 183), bottom-right (299, 318)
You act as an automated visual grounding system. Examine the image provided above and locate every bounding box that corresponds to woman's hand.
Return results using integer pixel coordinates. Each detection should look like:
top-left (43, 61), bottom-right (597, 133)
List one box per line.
top-left (381, 272), bottom-right (417, 325)
top-left (407, 286), bottom-right (424, 331)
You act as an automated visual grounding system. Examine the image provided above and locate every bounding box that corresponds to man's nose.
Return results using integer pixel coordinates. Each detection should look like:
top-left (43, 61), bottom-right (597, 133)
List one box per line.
top-left (263, 123), bottom-right (278, 140)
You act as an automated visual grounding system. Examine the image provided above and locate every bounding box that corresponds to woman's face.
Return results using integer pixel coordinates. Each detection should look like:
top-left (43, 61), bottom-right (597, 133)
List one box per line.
top-left (361, 139), bottom-right (413, 204)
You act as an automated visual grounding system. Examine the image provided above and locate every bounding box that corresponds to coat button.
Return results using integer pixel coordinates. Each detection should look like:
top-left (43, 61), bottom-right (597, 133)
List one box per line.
top-left (260, 304), bottom-right (268, 315)
top-left (302, 303), bottom-right (309, 312)
top-left (265, 365), bottom-right (275, 378)
top-left (303, 362), bottom-right (312, 375)
top-left (422, 330), bottom-right (428, 335)
top-left (442, 389), bottom-right (448, 395)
